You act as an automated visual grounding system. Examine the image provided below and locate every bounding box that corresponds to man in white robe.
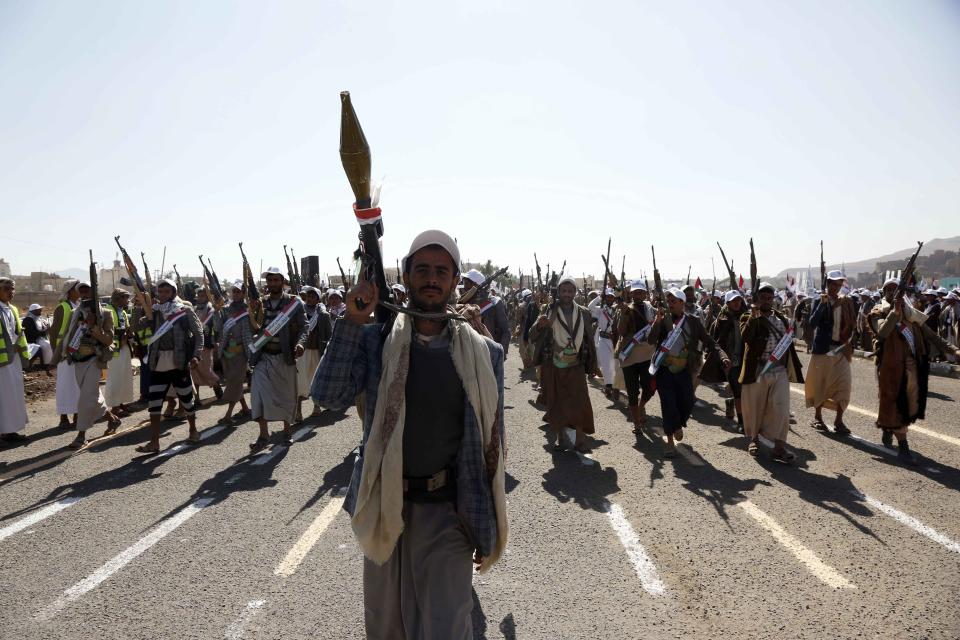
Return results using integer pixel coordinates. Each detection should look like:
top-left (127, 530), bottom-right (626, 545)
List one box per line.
top-left (0, 277), bottom-right (30, 445)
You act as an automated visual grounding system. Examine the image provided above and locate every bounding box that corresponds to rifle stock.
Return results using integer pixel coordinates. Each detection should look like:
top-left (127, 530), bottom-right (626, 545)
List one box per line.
top-left (141, 253), bottom-right (153, 294)
top-left (114, 236), bottom-right (146, 293)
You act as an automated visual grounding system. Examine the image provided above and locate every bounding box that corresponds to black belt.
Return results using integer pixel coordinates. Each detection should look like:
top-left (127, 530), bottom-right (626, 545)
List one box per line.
top-left (599, 331), bottom-right (613, 340)
top-left (403, 468), bottom-right (451, 492)
top-left (262, 344), bottom-right (282, 355)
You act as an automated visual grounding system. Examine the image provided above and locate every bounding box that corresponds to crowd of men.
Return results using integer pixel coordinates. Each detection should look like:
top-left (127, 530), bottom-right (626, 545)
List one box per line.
top-left (512, 270), bottom-right (960, 464)
top-left (1, 244), bottom-right (959, 639)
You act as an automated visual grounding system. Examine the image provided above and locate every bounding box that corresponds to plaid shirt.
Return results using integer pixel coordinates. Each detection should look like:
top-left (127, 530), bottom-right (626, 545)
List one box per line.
top-left (311, 319), bottom-right (505, 557)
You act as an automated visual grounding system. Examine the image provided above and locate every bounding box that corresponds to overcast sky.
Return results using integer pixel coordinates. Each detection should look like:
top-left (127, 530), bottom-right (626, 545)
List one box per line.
top-left (1, 0), bottom-right (958, 283)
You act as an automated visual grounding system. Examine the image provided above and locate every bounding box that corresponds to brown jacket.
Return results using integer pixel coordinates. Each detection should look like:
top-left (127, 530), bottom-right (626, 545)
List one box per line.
top-left (647, 312), bottom-right (727, 373)
top-left (738, 310), bottom-right (803, 385)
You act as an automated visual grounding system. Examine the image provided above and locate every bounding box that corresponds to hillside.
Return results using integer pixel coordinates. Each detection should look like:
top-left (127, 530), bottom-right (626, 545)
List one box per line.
top-left (776, 236), bottom-right (960, 278)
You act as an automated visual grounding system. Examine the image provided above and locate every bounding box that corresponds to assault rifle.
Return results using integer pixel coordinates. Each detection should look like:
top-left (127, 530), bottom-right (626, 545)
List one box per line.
top-left (820, 241), bottom-right (826, 293)
top-left (238, 242), bottom-right (260, 301)
top-left (88, 250), bottom-right (101, 323)
top-left (283, 245), bottom-right (298, 292)
top-left (651, 246), bottom-right (666, 308)
top-left (113, 236), bottom-right (146, 294)
top-left (290, 248), bottom-right (302, 291)
top-left (601, 237), bottom-right (612, 294)
top-left (199, 255), bottom-right (225, 303)
top-left (686, 265), bottom-right (691, 286)
top-left (459, 266), bottom-right (509, 304)
top-left (206, 257), bottom-right (225, 301)
top-left (337, 257), bottom-right (349, 288)
top-left (717, 242), bottom-right (738, 290)
top-left (895, 241), bottom-right (924, 299)
top-left (339, 91), bottom-right (392, 322)
top-left (620, 257), bottom-right (626, 294)
top-left (172, 265), bottom-right (184, 297)
top-left (396, 259), bottom-right (402, 284)
top-left (534, 253), bottom-right (543, 292)
top-left (141, 253), bottom-right (154, 294)
top-left (749, 238), bottom-right (759, 303)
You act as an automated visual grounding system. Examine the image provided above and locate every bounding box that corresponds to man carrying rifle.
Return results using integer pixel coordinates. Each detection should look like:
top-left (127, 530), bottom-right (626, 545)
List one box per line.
top-left (615, 280), bottom-right (656, 431)
top-left (865, 278), bottom-right (959, 464)
top-left (213, 281), bottom-right (252, 424)
top-left (705, 290), bottom-right (747, 432)
top-left (647, 288), bottom-right (729, 458)
top-left (312, 230), bottom-right (507, 639)
top-left (135, 278), bottom-right (204, 454)
top-left (530, 275), bottom-right (597, 452)
top-left (589, 286), bottom-right (620, 400)
top-left (192, 286), bottom-right (224, 402)
top-left (103, 289), bottom-right (135, 416)
top-left (57, 297), bottom-right (122, 450)
top-left (295, 285), bottom-right (332, 421)
top-left (461, 268), bottom-right (510, 355)
top-left (50, 280), bottom-right (85, 429)
top-left (247, 267), bottom-right (307, 450)
top-left (738, 282), bottom-right (804, 463)
top-left (804, 270), bottom-right (855, 435)
top-left (517, 288), bottom-right (538, 369)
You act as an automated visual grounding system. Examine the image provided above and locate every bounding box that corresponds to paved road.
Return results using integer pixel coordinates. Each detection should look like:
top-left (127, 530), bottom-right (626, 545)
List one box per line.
top-left (2, 349), bottom-right (959, 639)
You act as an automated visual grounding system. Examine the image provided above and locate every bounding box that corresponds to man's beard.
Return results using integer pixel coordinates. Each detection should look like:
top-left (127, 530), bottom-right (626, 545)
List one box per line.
top-left (410, 287), bottom-right (448, 313)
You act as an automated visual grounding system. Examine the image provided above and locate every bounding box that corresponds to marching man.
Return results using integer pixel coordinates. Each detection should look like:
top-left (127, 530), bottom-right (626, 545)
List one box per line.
top-left (0, 277), bottom-right (30, 446)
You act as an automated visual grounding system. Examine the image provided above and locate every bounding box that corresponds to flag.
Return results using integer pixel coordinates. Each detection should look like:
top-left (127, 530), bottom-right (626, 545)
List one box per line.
top-left (787, 274), bottom-right (796, 293)
top-left (738, 274), bottom-right (744, 289)
top-left (695, 276), bottom-right (702, 289)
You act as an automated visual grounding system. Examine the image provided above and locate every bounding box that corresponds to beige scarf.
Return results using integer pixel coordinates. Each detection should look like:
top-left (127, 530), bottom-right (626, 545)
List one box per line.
top-left (351, 311), bottom-right (508, 572)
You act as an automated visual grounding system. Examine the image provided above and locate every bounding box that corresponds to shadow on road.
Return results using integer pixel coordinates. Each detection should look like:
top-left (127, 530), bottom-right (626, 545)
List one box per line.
top-left (472, 589), bottom-right (516, 640)
top-left (541, 445), bottom-right (620, 513)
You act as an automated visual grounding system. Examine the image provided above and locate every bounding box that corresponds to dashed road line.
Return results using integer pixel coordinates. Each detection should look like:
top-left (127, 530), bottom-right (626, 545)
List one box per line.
top-left (605, 501), bottom-right (667, 596)
top-left (156, 425), bottom-right (228, 458)
top-left (736, 500), bottom-right (856, 589)
top-left (853, 491), bottom-right (960, 555)
top-left (225, 600), bottom-right (266, 639)
top-left (37, 497), bottom-right (214, 620)
top-left (0, 497), bottom-right (81, 543)
top-left (250, 425), bottom-right (313, 467)
top-left (274, 495), bottom-right (346, 577)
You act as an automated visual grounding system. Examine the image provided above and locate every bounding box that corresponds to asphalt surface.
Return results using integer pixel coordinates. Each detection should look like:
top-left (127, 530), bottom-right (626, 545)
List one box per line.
top-left (2, 348), bottom-right (959, 639)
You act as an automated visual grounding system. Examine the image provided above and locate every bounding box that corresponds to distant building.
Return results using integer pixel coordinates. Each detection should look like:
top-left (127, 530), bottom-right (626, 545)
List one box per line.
top-left (0, 258), bottom-right (10, 278)
top-left (99, 259), bottom-right (134, 293)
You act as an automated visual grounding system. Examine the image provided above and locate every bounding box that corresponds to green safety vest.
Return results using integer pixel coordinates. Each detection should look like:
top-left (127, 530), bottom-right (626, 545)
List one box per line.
top-left (105, 304), bottom-right (129, 358)
top-left (135, 311), bottom-right (153, 343)
top-left (56, 300), bottom-right (73, 339)
top-left (0, 304), bottom-right (30, 366)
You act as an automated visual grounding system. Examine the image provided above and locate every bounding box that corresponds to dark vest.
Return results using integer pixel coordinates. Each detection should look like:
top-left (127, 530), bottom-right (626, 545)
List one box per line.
top-left (403, 339), bottom-right (465, 481)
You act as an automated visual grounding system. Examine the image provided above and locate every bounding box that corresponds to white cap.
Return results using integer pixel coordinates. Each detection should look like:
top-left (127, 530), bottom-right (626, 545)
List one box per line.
top-left (883, 277), bottom-right (899, 289)
top-left (28, 303), bottom-right (43, 312)
top-left (666, 287), bottom-right (685, 300)
top-left (604, 287), bottom-right (616, 296)
top-left (558, 275), bottom-right (578, 289)
top-left (757, 282), bottom-right (776, 294)
top-left (326, 289), bottom-right (343, 300)
top-left (826, 269), bottom-right (846, 281)
top-left (402, 229), bottom-right (461, 274)
top-left (520, 288), bottom-right (532, 298)
top-left (724, 290), bottom-right (743, 304)
top-left (158, 278), bottom-right (178, 293)
top-left (629, 279), bottom-right (647, 291)
top-left (391, 283), bottom-right (406, 293)
top-left (228, 280), bottom-right (243, 291)
top-left (463, 269), bottom-right (485, 285)
top-left (261, 266), bottom-right (287, 282)
top-left (946, 292), bottom-right (959, 302)
top-left (300, 286), bottom-right (321, 298)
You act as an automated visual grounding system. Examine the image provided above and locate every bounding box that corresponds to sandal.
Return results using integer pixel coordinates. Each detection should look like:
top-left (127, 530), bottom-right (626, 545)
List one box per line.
top-left (188, 431), bottom-right (201, 444)
top-left (833, 423), bottom-right (851, 436)
top-left (249, 436), bottom-right (270, 452)
top-left (104, 418), bottom-right (121, 436)
top-left (67, 437), bottom-right (86, 450)
top-left (747, 441), bottom-right (759, 456)
top-left (674, 428), bottom-right (684, 442)
top-left (135, 444), bottom-right (160, 456)
top-left (771, 448), bottom-right (796, 464)
top-left (810, 419), bottom-right (828, 431)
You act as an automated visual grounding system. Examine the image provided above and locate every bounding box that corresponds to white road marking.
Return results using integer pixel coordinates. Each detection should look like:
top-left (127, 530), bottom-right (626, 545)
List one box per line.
top-left (604, 502), bottom-right (667, 596)
top-left (37, 498), bottom-right (214, 620)
top-left (274, 495), bottom-right (345, 577)
top-left (853, 491), bottom-right (960, 555)
top-left (736, 500), bottom-right (856, 590)
top-left (0, 497), bottom-right (81, 544)
top-left (225, 600), bottom-right (266, 640)
top-left (789, 386), bottom-right (960, 448)
top-left (250, 425), bottom-right (313, 466)
top-left (157, 425), bottom-right (228, 459)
